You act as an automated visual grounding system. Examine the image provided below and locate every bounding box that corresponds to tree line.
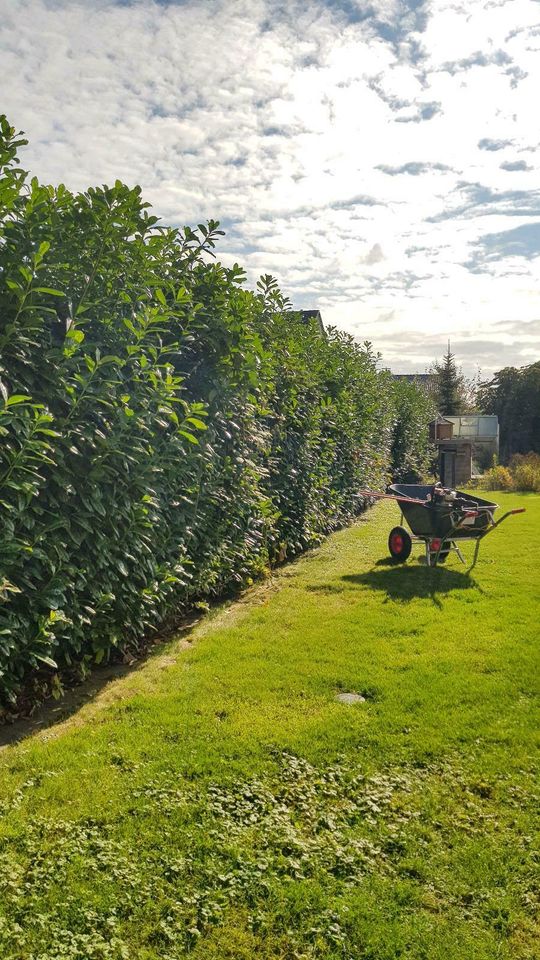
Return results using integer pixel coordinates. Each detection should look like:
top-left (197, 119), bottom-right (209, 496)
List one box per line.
top-left (477, 362), bottom-right (540, 462)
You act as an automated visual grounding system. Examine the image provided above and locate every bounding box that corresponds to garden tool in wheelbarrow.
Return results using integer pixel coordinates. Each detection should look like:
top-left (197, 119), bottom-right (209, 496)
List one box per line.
top-left (356, 483), bottom-right (525, 568)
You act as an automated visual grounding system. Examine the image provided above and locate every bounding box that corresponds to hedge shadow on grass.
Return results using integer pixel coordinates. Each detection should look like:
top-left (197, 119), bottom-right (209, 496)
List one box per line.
top-left (0, 662), bottom-right (134, 749)
top-left (0, 617), bottom-right (200, 749)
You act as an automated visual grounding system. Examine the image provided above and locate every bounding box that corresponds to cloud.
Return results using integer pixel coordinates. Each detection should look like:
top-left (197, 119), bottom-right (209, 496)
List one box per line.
top-left (1, 0), bottom-right (539, 377)
top-left (378, 161), bottom-right (451, 175)
top-left (428, 183), bottom-right (540, 224)
top-left (395, 102), bottom-right (442, 122)
top-left (364, 243), bottom-right (385, 264)
top-left (494, 318), bottom-right (540, 335)
top-left (500, 160), bottom-right (531, 172)
top-left (478, 138), bottom-right (513, 151)
top-left (442, 49), bottom-right (512, 73)
top-left (467, 222), bottom-right (540, 270)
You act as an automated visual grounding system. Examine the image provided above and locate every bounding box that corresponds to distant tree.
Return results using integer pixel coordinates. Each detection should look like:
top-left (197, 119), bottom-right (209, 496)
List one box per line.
top-left (477, 361), bottom-right (540, 461)
top-left (432, 343), bottom-right (468, 415)
top-left (462, 366), bottom-right (482, 411)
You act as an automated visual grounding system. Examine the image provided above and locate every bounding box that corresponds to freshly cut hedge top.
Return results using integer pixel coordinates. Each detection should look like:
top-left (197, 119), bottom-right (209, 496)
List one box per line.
top-left (0, 117), bottom-right (434, 708)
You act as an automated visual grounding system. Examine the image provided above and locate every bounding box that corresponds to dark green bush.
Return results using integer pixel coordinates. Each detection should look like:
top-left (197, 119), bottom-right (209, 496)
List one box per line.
top-left (0, 118), bottom-right (432, 708)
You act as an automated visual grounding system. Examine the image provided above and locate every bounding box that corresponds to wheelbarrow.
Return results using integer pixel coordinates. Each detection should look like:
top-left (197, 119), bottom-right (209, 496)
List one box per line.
top-left (357, 483), bottom-right (525, 568)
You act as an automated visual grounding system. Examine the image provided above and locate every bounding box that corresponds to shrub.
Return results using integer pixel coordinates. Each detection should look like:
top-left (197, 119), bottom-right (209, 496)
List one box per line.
top-left (476, 465), bottom-right (514, 491)
top-left (509, 453), bottom-right (540, 492)
top-left (476, 454), bottom-right (540, 492)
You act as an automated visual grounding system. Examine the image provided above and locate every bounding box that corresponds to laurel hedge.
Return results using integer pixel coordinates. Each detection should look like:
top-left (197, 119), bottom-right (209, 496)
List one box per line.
top-left (0, 118), bottom-right (434, 709)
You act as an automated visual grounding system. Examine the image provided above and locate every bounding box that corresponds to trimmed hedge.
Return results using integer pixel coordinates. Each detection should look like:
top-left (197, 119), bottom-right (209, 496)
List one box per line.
top-left (0, 117), bottom-right (434, 708)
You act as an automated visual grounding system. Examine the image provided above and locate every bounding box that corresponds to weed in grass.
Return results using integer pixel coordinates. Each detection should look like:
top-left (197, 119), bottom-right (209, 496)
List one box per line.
top-left (1, 750), bottom-right (538, 958)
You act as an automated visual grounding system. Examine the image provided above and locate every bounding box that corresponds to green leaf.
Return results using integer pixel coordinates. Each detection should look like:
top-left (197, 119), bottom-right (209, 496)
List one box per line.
top-left (99, 355), bottom-right (124, 365)
top-left (34, 287), bottom-right (65, 297)
top-left (35, 655), bottom-right (58, 669)
top-left (179, 430), bottom-right (199, 444)
top-left (185, 418), bottom-right (207, 430)
top-left (19, 265), bottom-right (33, 283)
top-left (34, 240), bottom-right (51, 264)
top-left (66, 328), bottom-right (85, 343)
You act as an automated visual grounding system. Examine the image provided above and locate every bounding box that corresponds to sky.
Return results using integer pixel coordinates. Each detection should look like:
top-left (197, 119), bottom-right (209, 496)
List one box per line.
top-left (1, 0), bottom-right (540, 377)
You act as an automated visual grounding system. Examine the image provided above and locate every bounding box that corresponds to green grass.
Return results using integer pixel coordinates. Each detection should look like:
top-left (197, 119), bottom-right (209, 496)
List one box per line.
top-left (1, 492), bottom-right (539, 959)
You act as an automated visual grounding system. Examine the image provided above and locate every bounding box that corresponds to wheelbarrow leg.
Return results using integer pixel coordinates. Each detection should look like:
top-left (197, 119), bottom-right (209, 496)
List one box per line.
top-left (453, 542), bottom-right (465, 564)
top-left (468, 508), bottom-right (525, 571)
top-left (469, 538), bottom-right (481, 571)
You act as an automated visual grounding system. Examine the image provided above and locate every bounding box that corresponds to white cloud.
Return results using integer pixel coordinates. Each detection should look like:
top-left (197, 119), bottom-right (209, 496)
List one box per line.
top-left (1, 0), bottom-right (540, 375)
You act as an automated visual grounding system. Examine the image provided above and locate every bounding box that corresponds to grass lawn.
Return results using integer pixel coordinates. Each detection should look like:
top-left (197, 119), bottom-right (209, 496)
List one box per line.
top-left (0, 492), bottom-right (538, 960)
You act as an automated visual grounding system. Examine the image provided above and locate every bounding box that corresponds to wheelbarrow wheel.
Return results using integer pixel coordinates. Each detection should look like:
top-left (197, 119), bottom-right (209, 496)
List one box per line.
top-left (429, 539), bottom-right (450, 565)
top-left (388, 526), bottom-right (412, 562)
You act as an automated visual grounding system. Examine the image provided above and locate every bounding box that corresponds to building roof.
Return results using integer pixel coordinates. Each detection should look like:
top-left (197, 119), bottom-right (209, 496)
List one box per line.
top-left (393, 373), bottom-right (439, 394)
top-left (445, 415), bottom-right (499, 439)
top-left (301, 309), bottom-right (326, 337)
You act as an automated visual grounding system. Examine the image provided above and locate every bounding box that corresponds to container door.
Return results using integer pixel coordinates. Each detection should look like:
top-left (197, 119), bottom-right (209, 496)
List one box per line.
top-left (441, 451), bottom-right (456, 487)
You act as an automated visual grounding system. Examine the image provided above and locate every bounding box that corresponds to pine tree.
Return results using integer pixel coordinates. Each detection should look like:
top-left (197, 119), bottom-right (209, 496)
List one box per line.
top-left (434, 343), bottom-right (466, 415)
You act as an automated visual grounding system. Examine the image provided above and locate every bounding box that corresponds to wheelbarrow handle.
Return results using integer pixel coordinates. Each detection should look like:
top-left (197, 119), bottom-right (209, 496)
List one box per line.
top-left (487, 507), bottom-right (526, 532)
top-left (355, 490), bottom-right (429, 507)
top-left (468, 506), bottom-right (526, 570)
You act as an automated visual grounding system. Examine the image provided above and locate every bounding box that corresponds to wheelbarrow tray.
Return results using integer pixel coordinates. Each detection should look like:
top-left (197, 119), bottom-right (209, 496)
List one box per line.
top-left (387, 483), bottom-right (497, 540)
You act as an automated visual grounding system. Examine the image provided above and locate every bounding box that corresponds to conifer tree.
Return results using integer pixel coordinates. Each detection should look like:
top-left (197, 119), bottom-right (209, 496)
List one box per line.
top-left (434, 342), bottom-right (467, 415)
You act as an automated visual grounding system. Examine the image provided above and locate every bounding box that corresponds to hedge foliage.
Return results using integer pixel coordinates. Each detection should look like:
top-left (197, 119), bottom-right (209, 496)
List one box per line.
top-left (0, 117), bottom-right (435, 707)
